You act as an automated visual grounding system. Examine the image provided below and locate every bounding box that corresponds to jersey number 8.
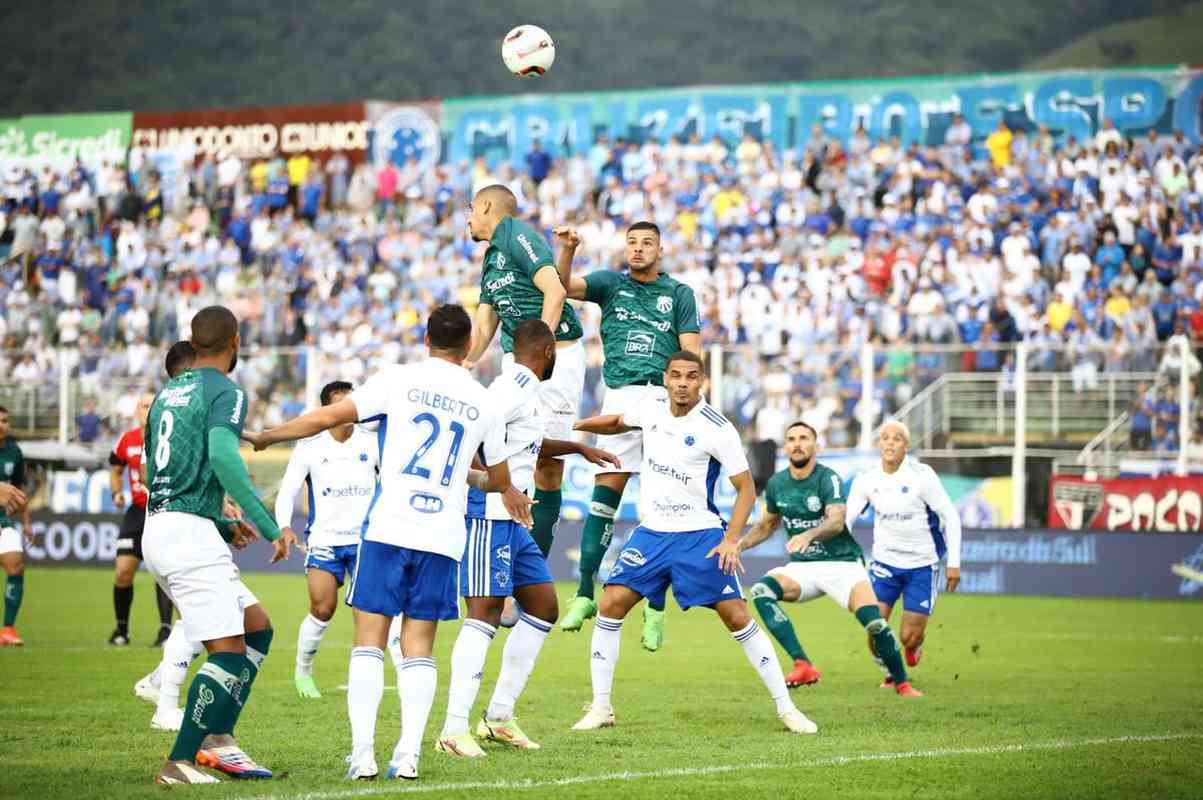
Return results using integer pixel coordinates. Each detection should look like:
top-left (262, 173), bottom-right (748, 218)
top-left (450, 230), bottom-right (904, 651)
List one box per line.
top-left (401, 412), bottom-right (465, 486)
top-left (155, 411), bottom-right (175, 470)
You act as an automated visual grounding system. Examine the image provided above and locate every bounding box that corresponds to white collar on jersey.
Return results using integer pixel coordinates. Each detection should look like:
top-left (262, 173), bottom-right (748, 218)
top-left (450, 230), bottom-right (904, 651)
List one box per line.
top-left (503, 361), bottom-right (540, 386)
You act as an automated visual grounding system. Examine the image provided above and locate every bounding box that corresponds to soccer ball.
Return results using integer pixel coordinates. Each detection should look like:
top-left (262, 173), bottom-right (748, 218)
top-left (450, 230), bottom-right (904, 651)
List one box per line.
top-left (502, 25), bottom-right (555, 77)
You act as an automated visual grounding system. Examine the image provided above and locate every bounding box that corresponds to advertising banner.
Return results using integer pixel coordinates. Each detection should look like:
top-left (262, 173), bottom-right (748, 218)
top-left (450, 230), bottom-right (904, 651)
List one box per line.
top-left (1049, 475), bottom-right (1203, 532)
top-left (0, 112), bottom-right (132, 170)
top-left (365, 100), bottom-right (443, 171)
top-left (441, 66), bottom-right (1203, 169)
top-left (131, 102), bottom-right (370, 162)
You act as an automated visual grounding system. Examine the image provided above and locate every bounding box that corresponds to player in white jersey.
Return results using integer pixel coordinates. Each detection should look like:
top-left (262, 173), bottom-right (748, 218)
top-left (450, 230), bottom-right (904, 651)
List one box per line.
top-left (249, 305), bottom-right (534, 782)
top-left (274, 380), bottom-right (380, 699)
top-left (570, 351), bottom-right (818, 735)
top-left (438, 321), bottom-right (620, 757)
top-left (844, 420), bottom-right (962, 681)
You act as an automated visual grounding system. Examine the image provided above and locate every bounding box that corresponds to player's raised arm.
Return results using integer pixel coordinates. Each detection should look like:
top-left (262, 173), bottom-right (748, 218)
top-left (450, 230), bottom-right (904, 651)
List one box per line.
top-left (540, 437), bottom-right (621, 470)
top-left (573, 414), bottom-right (636, 436)
top-left (273, 439), bottom-right (309, 540)
top-left (465, 302), bottom-right (500, 366)
top-left (553, 226), bottom-right (589, 300)
top-left (739, 500), bottom-right (781, 553)
top-left (919, 467), bottom-right (963, 590)
top-left (532, 266), bottom-right (568, 336)
top-left (250, 399), bottom-right (359, 450)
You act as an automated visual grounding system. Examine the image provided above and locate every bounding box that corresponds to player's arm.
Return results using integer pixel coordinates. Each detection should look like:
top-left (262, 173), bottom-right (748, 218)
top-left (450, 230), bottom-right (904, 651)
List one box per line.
top-left (539, 438), bottom-right (621, 470)
top-left (710, 469), bottom-right (756, 575)
top-left (465, 302), bottom-right (501, 366)
top-left (249, 399), bottom-right (359, 450)
top-left (674, 285), bottom-right (703, 357)
top-left (843, 476), bottom-right (870, 532)
top-left (573, 414), bottom-right (636, 436)
top-left (786, 503), bottom-right (847, 554)
top-left (920, 469), bottom-right (963, 591)
top-left (679, 331), bottom-right (702, 357)
top-left (209, 427), bottom-right (280, 542)
top-left (272, 442), bottom-right (309, 542)
top-left (738, 501), bottom-right (780, 553)
top-left (553, 227), bottom-right (588, 300)
top-left (0, 484), bottom-right (26, 516)
top-left (14, 453), bottom-right (30, 542)
top-left (532, 266), bottom-right (568, 335)
top-left (107, 448), bottom-right (127, 509)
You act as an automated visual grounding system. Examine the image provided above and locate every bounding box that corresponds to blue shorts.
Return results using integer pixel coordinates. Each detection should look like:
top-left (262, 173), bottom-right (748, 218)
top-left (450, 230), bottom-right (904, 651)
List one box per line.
top-left (460, 518), bottom-right (553, 598)
top-left (869, 561), bottom-right (939, 615)
top-left (346, 539), bottom-right (460, 621)
top-left (304, 543), bottom-right (359, 586)
top-left (605, 527), bottom-right (742, 611)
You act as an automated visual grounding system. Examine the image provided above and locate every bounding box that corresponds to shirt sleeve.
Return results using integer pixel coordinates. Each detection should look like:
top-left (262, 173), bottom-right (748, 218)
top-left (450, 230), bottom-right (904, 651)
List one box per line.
top-left (109, 431), bottom-right (129, 467)
top-left (478, 406), bottom-right (509, 468)
top-left (710, 423), bottom-right (751, 476)
top-left (584, 270), bottom-right (617, 305)
top-left (207, 383), bottom-right (248, 436)
top-left (274, 440), bottom-right (309, 530)
top-left (674, 284), bottom-right (701, 334)
top-left (919, 466), bottom-right (963, 568)
top-left (349, 367), bottom-right (391, 423)
top-left (844, 473), bottom-right (870, 529)
top-left (763, 477), bottom-right (780, 515)
top-left (509, 224), bottom-right (556, 279)
top-left (620, 401), bottom-right (646, 430)
top-left (12, 448), bottom-right (24, 489)
top-left (818, 467), bottom-right (846, 506)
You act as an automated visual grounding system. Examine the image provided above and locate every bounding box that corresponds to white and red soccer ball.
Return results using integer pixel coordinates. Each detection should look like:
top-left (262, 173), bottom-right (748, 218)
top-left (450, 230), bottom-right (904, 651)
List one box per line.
top-left (502, 25), bottom-right (555, 77)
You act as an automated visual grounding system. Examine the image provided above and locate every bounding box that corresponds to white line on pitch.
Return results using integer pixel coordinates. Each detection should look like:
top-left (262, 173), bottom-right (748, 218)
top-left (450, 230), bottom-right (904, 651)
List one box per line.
top-left (244, 732), bottom-right (1202, 800)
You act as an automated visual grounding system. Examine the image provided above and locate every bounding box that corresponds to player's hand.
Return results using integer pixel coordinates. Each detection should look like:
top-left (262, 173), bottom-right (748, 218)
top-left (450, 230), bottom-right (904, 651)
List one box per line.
top-left (945, 566), bottom-right (960, 593)
top-left (553, 226), bottom-right (581, 250)
top-left (0, 484), bottom-right (26, 515)
top-left (271, 527), bottom-right (300, 563)
top-left (785, 533), bottom-right (814, 554)
top-left (502, 487), bottom-right (536, 529)
top-left (242, 431), bottom-right (269, 451)
top-left (707, 536), bottom-right (744, 576)
top-left (112, 491), bottom-right (127, 510)
top-left (580, 446), bottom-right (621, 470)
top-left (22, 524), bottom-right (34, 545)
top-left (222, 497), bottom-right (241, 520)
top-left (228, 521), bottom-right (259, 550)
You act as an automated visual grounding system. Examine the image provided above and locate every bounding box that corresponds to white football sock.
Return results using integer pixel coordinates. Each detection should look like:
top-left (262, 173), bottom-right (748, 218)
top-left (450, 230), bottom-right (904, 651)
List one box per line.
top-left (441, 619), bottom-right (495, 737)
top-left (733, 620), bottom-right (795, 715)
top-left (296, 613), bottom-right (331, 677)
top-left (347, 646), bottom-right (385, 752)
top-left (396, 657), bottom-right (437, 761)
top-left (590, 615), bottom-right (623, 711)
top-left (387, 615), bottom-right (404, 672)
top-left (486, 613), bottom-right (552, 722)
top-left (157, 621), bottom-right (197, 712)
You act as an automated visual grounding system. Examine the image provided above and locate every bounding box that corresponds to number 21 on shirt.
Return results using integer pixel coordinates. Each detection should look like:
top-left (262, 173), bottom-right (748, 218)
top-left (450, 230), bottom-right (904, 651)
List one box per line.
top-left (401, 412), bottom-right (464, 486)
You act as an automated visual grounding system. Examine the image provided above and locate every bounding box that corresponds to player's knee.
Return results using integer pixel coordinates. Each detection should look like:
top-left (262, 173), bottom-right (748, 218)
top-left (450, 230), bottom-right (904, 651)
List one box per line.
top-left (114, 569), bottom-right (135, 587)
top-left (901, 629), bottom-right (925, 648)
top-left (723, 605), bottom-right (752, 632)
top-left (310, 598), bottom-right (336, 622)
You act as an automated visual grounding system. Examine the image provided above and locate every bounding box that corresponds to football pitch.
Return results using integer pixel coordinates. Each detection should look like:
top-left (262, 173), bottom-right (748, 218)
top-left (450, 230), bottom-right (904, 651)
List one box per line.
top-left (4, 567), bottom-right (1201, 799)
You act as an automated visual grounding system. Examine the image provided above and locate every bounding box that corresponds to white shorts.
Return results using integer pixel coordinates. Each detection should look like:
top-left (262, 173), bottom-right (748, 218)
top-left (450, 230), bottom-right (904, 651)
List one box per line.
top-left (504, 338), bottom-right (586, 444)
top-left (142, 511), bottom-right (259, 643)
top-left (0, 526), bottom-right (22, 555)
top-left (769, 560), bottom-right (870, 611)
top-left (595, 383), bottom-right (667, 474)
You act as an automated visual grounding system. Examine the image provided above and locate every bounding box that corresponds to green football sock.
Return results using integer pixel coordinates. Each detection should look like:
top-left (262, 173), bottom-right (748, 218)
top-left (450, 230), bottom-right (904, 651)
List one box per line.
top-left (220, 627), bottom-right (273, 734)
top-left (4, 575), bottom-right (23, 626)
top-left (856, 605), bottom-right (907, 684)
top-left (750, 577), bottom-right (807, 662)
top-left (577, 486), bottom-right (621, 600)
top-left (530, 488), bottom-right (562, 557)
top-left (169, 651), bottom-right (246, 762)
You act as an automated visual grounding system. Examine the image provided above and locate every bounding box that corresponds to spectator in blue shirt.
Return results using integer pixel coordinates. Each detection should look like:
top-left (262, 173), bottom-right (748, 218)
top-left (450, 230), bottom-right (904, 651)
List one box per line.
top-left (526, 140), bottom-right (552, 185)
top-left (1129, 384), bottom-right (1155, 450)
top-left (1152, 291), bottom-right (1179, 340)
top-left (1153, 421), bottom-right (1178, 454)
top-left (1095, 231), bottom-right (1125, 287)
top-left (1152, 235), bottom-right (1182, 285)
top-left (75, 399), bottom-right (103, 444)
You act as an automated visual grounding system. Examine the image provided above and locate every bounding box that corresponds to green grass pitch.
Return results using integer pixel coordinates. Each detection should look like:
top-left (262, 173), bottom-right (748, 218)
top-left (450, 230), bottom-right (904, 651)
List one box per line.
top-left (3, 566), bottom-right (1201, 799)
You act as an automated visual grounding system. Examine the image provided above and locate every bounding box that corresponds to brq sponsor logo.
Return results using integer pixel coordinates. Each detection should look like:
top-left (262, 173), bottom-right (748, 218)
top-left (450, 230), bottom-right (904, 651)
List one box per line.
top-left (625, 330), bottom-right (654, 357)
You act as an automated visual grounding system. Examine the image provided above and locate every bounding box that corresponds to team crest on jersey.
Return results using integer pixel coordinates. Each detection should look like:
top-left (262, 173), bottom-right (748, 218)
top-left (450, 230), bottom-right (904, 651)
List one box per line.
top-left (2, 463), bottom-right (11, 476)
top-left (901, 486), bottom-right (910, 493)
top-left (684, 435), bottom-right (695, 447)
top-left (359, 453), bottom-right (368, 462)
top-left (807, 495), bottom-right (822, 512)
top-left (656, 295), bottom-right (673, 314)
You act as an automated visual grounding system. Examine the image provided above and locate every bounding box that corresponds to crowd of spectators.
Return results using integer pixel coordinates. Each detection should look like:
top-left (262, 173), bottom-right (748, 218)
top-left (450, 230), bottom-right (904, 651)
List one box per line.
top-left (2, 114), bottom-right (1203, 451)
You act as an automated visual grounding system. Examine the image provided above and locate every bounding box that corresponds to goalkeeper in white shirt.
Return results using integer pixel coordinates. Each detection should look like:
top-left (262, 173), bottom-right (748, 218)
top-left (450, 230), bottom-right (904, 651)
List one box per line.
top-left (844, 420), bottom-right (962, 684)
top-left (274, 380), bottom-right (380, 699)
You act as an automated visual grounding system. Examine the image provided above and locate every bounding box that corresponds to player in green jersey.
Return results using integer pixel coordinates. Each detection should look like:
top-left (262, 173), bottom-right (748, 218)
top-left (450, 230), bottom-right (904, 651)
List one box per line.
top-left (551, 221), bottom-right (702, 651)
top-left (740, 421), bottom-right (921, 697)
top-left (142, 306), bottom-right (299, 785)
top-left (0, 405), bottom-right (31, 646)
top-left (465, 184), bottom-right (586, 600)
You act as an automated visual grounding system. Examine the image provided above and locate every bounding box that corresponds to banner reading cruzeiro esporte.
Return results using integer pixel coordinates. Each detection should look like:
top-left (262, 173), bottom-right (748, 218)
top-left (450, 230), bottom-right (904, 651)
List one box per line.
top-left (440, 66), bottom-right (1203, 169)
top-left (0, 112), bottom-right (132, 171)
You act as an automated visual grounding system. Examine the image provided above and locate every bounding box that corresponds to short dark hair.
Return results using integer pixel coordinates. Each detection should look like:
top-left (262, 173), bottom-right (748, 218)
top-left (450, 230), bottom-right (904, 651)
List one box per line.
top-left (785, 420), bottom-right (818, 439)
top-left (427, 304), bottom-right (473, 352)
top-left (474, 184), bottom-right (517, 215)
top-left (0, 405), bottom-right (7, 416)
top-left (627, 221), bottom-right (661, 238)
top-left (191, 306), bottom-right (239, 356)
top-left (165, 340), bottom-right (196, 378)
top-left (321, 380), bottom-right (354, 406)
top-left (512, 319), bottom-right (554, 358)
top-left (665, 350), bottom-right (704, 372)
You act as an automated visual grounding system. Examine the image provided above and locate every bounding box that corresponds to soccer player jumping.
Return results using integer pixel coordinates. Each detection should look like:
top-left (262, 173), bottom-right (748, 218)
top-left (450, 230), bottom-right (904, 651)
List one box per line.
top-left (274, 380), bottom-right (380, 699)
top-left (553, 222), bottom-right (702, 651)
top-left (142, 307), bottom-right (298, 784)
top-left (845, 420), bottom-right (962, 683)
top-left (571, 352), bottom-right (818, 735)
top-left (741, 421), bottom-right (920, 696)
